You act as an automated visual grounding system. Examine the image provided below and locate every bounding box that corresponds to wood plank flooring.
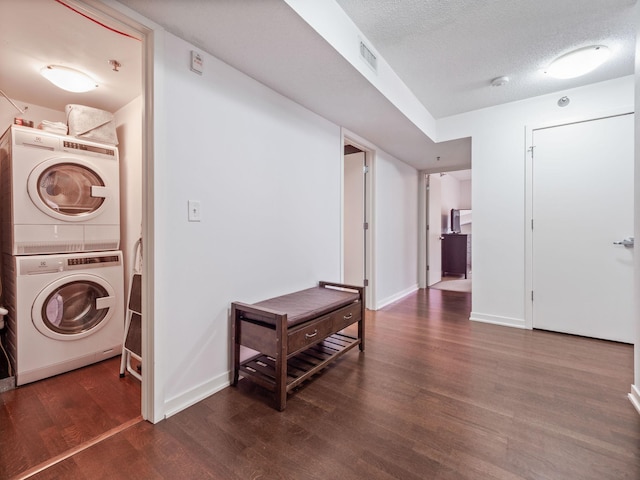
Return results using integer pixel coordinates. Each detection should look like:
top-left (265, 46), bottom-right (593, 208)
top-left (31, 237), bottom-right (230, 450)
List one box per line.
top-left (3, 288), bottom-right (640, 479)
top-left (0, 356), bottom-right (140, 479)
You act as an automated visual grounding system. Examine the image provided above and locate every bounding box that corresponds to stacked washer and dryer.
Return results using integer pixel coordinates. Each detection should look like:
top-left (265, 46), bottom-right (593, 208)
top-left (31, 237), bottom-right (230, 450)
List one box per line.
top-left (0, 124), bottom-right (124, 386)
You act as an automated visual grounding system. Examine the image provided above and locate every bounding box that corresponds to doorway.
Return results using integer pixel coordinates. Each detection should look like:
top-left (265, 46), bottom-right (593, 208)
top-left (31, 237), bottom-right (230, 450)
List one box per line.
top-left (343, 137), bottom-right (373, 309)
top-left (0, 0), bottom-right (154, 459)
top-left (76, 0), bottom-right (155, 421)
top-left (422, 170), bottom-right (472, 293)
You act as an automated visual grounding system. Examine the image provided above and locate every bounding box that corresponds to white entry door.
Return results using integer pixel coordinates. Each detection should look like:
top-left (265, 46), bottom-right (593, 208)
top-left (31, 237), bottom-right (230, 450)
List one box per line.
top-left (531, 113), bottom-right (634, 343)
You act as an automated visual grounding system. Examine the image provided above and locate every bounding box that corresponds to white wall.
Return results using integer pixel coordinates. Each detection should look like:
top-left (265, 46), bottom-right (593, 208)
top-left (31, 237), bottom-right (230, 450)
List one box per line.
top-left (0, 99), bottom-right (65, 133)
top-left (374, 149), bottom-right (419, 308)
top-left (153, 32), bottom-right (345, 416)
top-left (114, 96), bottom-right (143, 294)
top-left (440, 174), bottom-right (461, 233)
top-left (438, 76), bottom-right (634, 328)
top-left (459, 179), bottom-right (471, 210)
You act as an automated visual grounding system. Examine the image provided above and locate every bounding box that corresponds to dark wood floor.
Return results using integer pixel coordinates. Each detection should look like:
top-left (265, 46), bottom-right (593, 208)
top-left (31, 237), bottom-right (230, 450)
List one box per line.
top-left (3, 288), bottom-right (640, 479)
top-left (0, 356), bottom-right (141, 480)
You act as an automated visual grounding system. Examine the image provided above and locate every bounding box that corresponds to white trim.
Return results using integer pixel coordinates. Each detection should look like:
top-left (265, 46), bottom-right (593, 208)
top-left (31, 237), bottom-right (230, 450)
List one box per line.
top-left (164, 373), bottom-right (230, 419)
top-left (524, 125), bottom-right (533, 330)
top-left (376, 284), bottom-right (418, 310)
top-left (80, 0), bottom-right (163, 423)
top-left (629, 384), bottom-right (640, 416)
top-left (524, 105), bottom-right (634, 332)
top-left (470, 312), bottom-right (526, 329)
top-left (418, 171), bottom-right (427, 289)
top-left (339, 135), bottom-right (345, 285)
top-left (342, 128), bottom-right (376, 311)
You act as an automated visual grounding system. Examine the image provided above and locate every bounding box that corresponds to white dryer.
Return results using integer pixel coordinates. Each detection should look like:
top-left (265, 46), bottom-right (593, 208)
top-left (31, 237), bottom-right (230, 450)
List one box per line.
top-left (0, 125), bottom-right (120, 255)
top-left (3, 251), bottom-right (124, 386)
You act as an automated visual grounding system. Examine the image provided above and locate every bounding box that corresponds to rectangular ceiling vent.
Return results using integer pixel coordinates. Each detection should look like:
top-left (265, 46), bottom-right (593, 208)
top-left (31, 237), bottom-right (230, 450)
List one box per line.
top-left (359, 40), bottom-right (377, 72)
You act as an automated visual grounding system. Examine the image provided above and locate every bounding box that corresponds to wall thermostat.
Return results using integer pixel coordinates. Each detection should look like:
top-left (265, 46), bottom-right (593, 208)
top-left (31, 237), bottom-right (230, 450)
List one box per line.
top-left (191, 50), bottom-right (203, 75)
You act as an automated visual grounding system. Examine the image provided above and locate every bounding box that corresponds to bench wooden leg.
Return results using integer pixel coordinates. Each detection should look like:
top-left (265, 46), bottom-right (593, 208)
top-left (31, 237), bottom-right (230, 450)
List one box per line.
top-left (358, 297), bottom-right (365, 351)
top-left (231, 305), bottom-right (240, 386)
top-left (275, 313), bottom-right (287, 411)
top-left (275, 355), bottom-right (287, 411)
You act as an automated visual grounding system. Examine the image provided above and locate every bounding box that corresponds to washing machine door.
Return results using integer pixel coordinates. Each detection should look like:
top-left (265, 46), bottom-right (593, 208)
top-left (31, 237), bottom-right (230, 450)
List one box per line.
top-left (27, 157), bottom-right (112, 222)
top-left (32, 274), bottom-right (117, 341)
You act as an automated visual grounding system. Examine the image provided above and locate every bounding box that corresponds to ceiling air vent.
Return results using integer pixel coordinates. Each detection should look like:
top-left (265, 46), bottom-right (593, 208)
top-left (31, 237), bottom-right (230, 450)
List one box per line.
top-left (359, 40), bottom-right (377, 72)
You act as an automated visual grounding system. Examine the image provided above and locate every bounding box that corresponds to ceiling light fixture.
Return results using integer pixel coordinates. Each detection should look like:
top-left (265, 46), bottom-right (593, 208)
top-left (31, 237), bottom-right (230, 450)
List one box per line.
top-left (40, 65), bottom-right (98, 93)
top-left (545, 46), bottom-right (611, 79)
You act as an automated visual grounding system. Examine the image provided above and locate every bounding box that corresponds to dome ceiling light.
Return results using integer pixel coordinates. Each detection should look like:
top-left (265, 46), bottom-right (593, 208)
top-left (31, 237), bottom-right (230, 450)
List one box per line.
top-left (40, 65), bottom-right (98, 93)
top-left (544, 45), bottom-right (611, 79)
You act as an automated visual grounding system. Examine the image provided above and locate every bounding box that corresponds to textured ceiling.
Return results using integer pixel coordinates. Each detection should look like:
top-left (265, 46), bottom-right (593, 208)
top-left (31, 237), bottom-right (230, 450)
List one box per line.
top-left (0, 0), bottom-right (635, 171)
top-left (335, 0), bottom-right (636, 118)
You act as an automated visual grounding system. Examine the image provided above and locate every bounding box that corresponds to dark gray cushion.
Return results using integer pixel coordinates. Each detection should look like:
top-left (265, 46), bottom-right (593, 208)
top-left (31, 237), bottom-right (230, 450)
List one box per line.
top-left (246, 286), bottom-right (359, 327)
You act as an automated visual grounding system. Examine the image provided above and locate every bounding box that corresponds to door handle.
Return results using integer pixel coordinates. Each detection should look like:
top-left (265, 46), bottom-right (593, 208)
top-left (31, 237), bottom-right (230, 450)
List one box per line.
top-left (96, 295), bottom-right (115, 310)
top-left (613, 236), bottom-right (634, 247)
top-left (91, 185), bottom-right (108, 198)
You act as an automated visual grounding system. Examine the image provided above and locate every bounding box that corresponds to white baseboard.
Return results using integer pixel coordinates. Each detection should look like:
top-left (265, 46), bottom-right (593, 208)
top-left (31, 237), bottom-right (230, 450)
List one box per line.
top-left (629, 384), bottom-right (640, 416)
top-left (164, 371), bottom-right (230, 419)
top-left (376, 284), bottom-right (418, 310)
top-left (470, 311), bottom-right (526, 329)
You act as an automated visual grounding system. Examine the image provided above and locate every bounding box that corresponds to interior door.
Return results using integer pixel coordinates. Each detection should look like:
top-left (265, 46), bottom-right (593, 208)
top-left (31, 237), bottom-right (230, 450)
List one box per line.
top-left (344, 152), bottom-right (365, 286)
top-left (427, 174), bottom-right (442, 286)
top-left (532, 113), bottom-right (634, 343)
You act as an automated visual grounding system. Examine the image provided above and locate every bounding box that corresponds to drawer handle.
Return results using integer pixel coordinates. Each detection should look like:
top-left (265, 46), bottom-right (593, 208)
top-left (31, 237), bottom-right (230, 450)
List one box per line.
top-left (305, 329), bottom-right (318, 339)
top-left (343, 313), bottom-right (353, 320)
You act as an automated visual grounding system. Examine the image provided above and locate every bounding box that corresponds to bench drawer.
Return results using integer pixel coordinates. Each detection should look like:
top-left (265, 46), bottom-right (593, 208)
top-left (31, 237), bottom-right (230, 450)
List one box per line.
top-left (287, 314), bottom-right (333, 355)
top-left (332, 302), bottom-right (361, 332)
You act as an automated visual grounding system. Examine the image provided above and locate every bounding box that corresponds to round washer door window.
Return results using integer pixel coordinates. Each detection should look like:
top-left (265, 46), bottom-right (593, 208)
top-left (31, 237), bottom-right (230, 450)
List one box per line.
top-left (27, 158), bottom-right (110, 222)
top-left (33, 275), bottom-right (116, 340)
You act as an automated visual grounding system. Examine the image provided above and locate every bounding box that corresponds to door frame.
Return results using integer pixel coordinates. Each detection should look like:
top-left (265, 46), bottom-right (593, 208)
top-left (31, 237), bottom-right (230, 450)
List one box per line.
top-left (419, 169), bottom-right (472, 289)
top-left (342, 128), bottom-right (375, 310)
top-left (419, 172), bottom-right (428, 288)
top-left (80, 0), bottom-right (157, 422)
top-left (419, 172), bottom-right (444, 288)
top-left (524, 106), bottom-right (634, 330)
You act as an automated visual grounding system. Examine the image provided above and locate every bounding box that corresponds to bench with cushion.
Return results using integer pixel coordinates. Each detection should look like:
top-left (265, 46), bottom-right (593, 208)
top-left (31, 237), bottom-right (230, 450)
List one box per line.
top-left (231, 281), bottom-right (365, 410)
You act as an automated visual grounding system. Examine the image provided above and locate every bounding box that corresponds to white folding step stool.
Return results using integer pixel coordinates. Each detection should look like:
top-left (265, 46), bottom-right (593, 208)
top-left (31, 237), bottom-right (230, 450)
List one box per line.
top-left (120, 239), bottom-right (142, 380)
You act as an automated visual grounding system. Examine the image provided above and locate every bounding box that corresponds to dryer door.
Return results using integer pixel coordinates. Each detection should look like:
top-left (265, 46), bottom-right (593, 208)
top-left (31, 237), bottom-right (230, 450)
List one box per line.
top-left (32, 273), bottom-right (117, 341)
top-left (27, 157), bottom-right (112, 222)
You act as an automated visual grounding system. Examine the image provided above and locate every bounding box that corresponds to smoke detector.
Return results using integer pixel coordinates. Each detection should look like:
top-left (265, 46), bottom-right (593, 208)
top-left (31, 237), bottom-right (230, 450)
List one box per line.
top-left (491, 76), bottom-right (510, 87)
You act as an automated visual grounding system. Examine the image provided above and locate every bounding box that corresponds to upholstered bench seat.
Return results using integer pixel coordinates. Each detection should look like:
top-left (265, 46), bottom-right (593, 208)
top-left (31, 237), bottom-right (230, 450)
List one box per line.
top-left (231, 281), bottom-right (365, 410)
top-left (245, 286), bottom-right (360, 328)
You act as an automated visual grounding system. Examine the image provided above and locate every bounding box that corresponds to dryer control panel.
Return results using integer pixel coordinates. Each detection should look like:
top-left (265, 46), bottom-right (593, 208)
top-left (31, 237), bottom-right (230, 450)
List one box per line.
top-left (19, 253), bottom-right (122, 275)
top-left (11, 125), bottom-right (118, 160)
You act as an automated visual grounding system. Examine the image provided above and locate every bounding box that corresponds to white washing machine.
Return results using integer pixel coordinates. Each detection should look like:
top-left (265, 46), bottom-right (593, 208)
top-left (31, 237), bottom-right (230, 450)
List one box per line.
top-left (3, 251), bottom-right (124, 386)
top-left (0, 124), bottom-right (120, 255)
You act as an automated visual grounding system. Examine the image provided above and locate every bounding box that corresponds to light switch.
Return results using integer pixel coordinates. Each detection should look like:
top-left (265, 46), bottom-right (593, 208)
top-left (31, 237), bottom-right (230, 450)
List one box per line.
top-left (188, 200), bottom-right (201, 222)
